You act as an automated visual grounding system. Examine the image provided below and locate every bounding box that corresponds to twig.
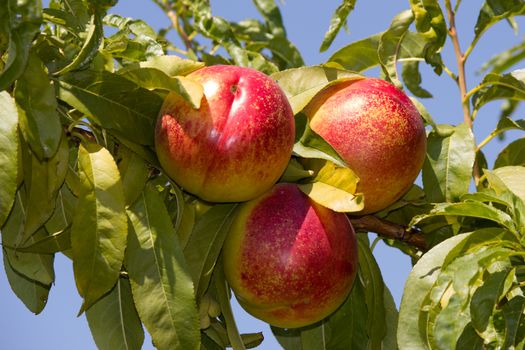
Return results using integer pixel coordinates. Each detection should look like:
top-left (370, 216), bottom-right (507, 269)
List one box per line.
top-left (349, 215), bottom-right (427, 251)
top-left (445, 0), bottom-right (481, 184)
top-left (153, 0), bottom-right (193, 50)
top-left (445, 2), bottom-right (470, 128)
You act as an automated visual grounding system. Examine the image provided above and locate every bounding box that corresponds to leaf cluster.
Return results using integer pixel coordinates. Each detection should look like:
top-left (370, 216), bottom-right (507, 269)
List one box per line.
top-left (3, 0), bottom-right (525, 349)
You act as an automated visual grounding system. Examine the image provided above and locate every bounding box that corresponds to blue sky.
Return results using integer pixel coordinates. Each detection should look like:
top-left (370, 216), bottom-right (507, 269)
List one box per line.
top-left (1, 1), bottom-right (524, 349)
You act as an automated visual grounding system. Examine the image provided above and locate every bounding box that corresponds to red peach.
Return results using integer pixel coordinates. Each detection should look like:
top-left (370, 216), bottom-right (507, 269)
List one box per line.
top-left (223, 183), bottom-right (358, 328)
top-left (303, 78), bottom-right (426, 214)
top-left (155, 65), bottom-right (295, 203)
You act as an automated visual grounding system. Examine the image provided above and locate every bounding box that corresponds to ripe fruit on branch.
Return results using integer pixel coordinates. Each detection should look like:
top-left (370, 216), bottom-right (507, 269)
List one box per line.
top-left (155, 65), bottom-right (295, 203)
top-left (303, 78), bottom-right (427, 214)
top-left (223, 183), bottom-right (358, 328)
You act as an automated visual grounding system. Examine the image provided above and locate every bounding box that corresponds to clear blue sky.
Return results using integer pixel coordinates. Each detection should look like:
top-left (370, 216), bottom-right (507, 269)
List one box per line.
top-left (1, 1), bottom-right (523, 349)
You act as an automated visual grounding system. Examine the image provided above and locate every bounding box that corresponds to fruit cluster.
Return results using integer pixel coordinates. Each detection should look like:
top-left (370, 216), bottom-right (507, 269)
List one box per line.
top-left (155, 65), bottom-right (426, 328)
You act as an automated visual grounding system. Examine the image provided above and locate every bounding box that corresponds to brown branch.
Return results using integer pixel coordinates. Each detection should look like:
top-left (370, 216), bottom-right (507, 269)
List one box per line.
top-left (153, 0), bottom-right (192, 51)
top-left (445, 2), bottom-right (470, 128)
top-left (349, 215), bottom-right (427, 251)
top-left (445, 1), bottom-right (481, 184)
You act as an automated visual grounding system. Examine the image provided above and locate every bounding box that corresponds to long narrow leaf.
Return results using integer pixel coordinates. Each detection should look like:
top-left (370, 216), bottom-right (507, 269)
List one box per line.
top-left (126, 183), bottom-right (200, 350)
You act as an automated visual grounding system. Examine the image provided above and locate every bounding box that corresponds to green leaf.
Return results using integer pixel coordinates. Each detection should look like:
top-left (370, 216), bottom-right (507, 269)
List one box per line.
top-left (45, 185), bottom-right (77, 237)
top-left (427, 246), bottom-right (515, 349)
top-left (213, 260), bottom-right (246, 350)
top-left (298, 182), bottom-right (363, 213)
top-left (320, 0), bottom-right (356, 52)
top-left (54, 8), bottom-right (104, 75)
top-left (472, 69), bottom-right (525, 110)
top-left (138, 56), bottom-right (204, 77)
top-left (116, 146), bottom-right (149, 206)
top-left (0, 0), bottom-right (42, 91)
top-left (271, 66), bottom-right (362, 114)
top-left (71, 142), bottom-right (127, 312)
top-left (57, 70), bottom-right (163, 146)
top-left (16, 227), bottom-right (71, 254)
top-left (478, 117), bottom-right (525, 151)
top-left (0, 91), bottom-right (19, 228)
top-left (300, 158), bottom-right (359, 194)
top-left (2, 249), bottom-right (50, 314)
top-left (502, 296), bottom-right (525, 348)
top-left (409, 0), bottom-right (447, 73)
top-left (403, 61), bottom-right (433, 98)
top-left (184, 203), bottom-right (238, 301)
top-left (398, 234), bottom-right (468, 350)
top-left (15, 54), bottom-right (62, 160)
top-left (21, 134), bottom-right (69, 240)
top-left (422, 123), bottom-right (476, 202)
top-left (126, 182), bottom-right (200, 350)
top-left (357, 234), bottom-right (387, 349)
top-left (474, 0), bottom-right (525, 42)
top-left (293, 114), bottom-right (347, 167)
top-left (327, 34), bottom-right (381, 72)
top-left (491, 166), bottom-right (525, 201)
top-left (252, 0), bottom-right (286, 37)
top-left (103, 13), bottom-right (163, 62)
top-left (2, 189), bottom-right (54, 286)
top-left (470, 269), bottom-right (512, 333)
top-left (495, 138), bottom-right (525, 168)
top-left (411, 201), bottom-right (517, 234)
top-left (378, 10), bottom-right (415, 87)
top-left (86, 278), bottom-right (144, 350)
top-left (382, 286), bottom-right (399, 349)
top-left (271, 327), bottom-right (302, 350)
top-left (118, 67), bottom-right (204, 109)
top-left (479, 40), bottom-right (525, 75)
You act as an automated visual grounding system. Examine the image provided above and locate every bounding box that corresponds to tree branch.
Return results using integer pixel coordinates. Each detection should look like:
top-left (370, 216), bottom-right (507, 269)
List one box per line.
top-left (349, 215), bottom-right (427, 251)
top-left (445, 1), bottom-right (481, 184)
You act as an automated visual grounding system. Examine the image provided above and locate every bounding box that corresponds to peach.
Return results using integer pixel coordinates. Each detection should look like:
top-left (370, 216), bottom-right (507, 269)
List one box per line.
top-left (223, 183), bottom-right (358, 328)
top-left (155, 65), bottom-right (294, 203)
top-left (303, 78), bottom-right (426, 214)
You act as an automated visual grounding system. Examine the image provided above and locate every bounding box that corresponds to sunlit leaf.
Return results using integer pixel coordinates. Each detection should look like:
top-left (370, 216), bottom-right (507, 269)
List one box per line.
top-left (494, 137), bottom-right (525, 168)
top-left (327, 34), bottom-right (381, 72)
top-left (272, 66), bottom-right (362, 114)
top-left (474, 0), bottom-right (525, 43)
top-left (2, 250), bottom-right (50, 314)
top-left (398, 234), bottom-right (468, 349)
top-left (298, 182), bottom-right (363, 213)
top-left (0, 91), bottom-right (19, 228)
top-left (71, 142), bottom-right (127, 312)
top-left (411, 201), bottom-right (517, 234)
top-left (422, 123), bottom-right (476, 202)
top-left (184, 203), bottom-right (238, 301)
top-left (86, 278), bottom-right (144, 350)
top-left (116, 146), bottom-right (149, 206)
top-left (403, 61), bottom-right (433, 98)
top-left (126, 182), bottom-right (200, 350)
top-left (15, 54), bottom-right (62, 160)
top-left (139, 55), bottom-right (204, 77)
top-left (21, 135), bottom-right (69, 240)
top-left (57, 70), bottom-right (163, 145)
top-left (479, 40), bottom-right (525, 74)
top-left (378, 10), bottom-right (414, 87)
top-left (472, 69), bottom-right (525, 110)
top-left (409, 0), bottom-right (446, 73)
top-left (54, 8), bottom-right (104, 75)
top-left (320, 0), bottom-right (356, 52)
top-left (119, 67), bottom-right (203, 108)
top-left (2, 189), bottom-right (54, 286)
